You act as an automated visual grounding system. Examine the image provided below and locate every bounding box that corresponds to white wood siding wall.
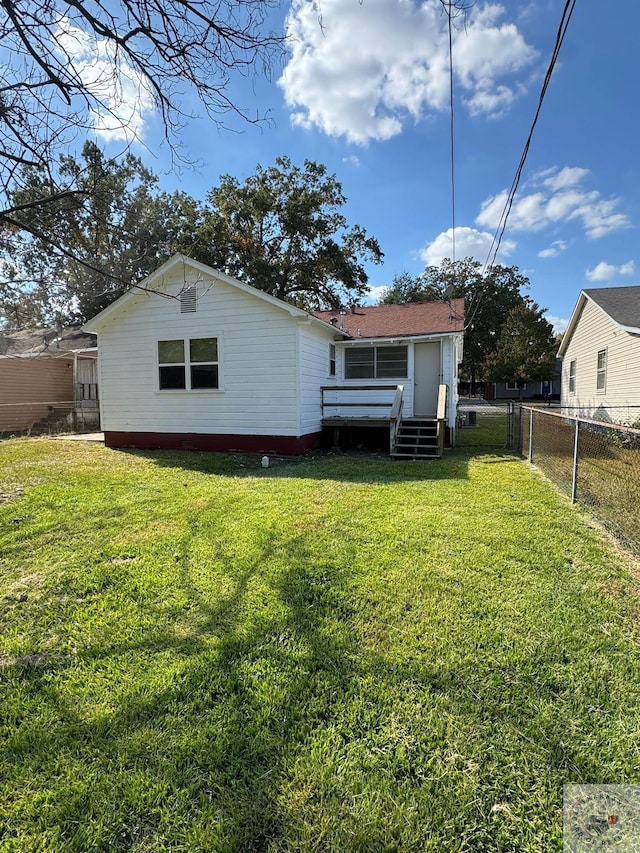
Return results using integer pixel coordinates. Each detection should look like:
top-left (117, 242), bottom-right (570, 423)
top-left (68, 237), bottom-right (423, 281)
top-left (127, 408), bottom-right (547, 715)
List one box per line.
top-left (441, 336), bottom-right (461, 427)
top-left (97, 273), bottom-right (303, 436)
top-left (561, 299), bottom-right (640, 418)
top-left (299, 324), bottom-right (337, 433)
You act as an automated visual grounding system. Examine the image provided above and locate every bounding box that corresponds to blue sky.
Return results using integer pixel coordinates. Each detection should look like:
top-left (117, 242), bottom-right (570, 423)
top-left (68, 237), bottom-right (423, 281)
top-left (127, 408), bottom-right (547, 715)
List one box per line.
top-left (80, 0), bottom-right (639, 331)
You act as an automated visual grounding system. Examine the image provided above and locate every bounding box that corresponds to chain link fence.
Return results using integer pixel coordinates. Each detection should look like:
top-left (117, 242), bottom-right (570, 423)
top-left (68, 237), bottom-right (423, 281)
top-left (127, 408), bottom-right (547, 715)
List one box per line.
top-left (521, 406), bottom-right (640, 555)
top-left (457, 401), bottom-right (520, 448)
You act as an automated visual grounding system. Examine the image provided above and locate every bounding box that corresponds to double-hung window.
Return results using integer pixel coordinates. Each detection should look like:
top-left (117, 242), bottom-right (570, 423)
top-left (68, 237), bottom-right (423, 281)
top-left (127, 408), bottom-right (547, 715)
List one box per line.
top-left (596, 349), bottom-right (607, 392)
top-left (569, 360), bottom-right (576, 394)
top-left (158, 338), bottom-right (219, 390)
top-left (344, 345), bottom-right (408, 379)
top-left (329, 344), bottom-right (336, 377)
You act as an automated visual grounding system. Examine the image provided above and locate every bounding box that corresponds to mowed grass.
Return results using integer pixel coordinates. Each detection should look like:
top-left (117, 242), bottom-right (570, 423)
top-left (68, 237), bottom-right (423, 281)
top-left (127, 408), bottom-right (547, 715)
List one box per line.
top-left (0, 440), bottom-right (639, 852)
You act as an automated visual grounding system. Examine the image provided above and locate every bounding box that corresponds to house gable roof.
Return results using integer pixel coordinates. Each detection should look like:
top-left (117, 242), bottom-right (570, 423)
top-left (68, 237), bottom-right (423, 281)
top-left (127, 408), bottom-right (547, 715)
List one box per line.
top-left (83, 254), bottom-right (347, 337)
top-left (0, 326), bottom-right (96, 358)
top-left (313, 299), bottom-right (465, 339)
top-left (558, 286), bottom-right (640, 357)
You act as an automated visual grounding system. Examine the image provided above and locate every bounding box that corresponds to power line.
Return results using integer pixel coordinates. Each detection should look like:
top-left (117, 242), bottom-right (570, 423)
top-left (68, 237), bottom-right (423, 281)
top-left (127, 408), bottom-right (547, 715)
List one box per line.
top-left (482, 0), bottom-right (579, 274)
top-left (447, 0), bottom-right (456, 263)
top-left (458, 0), bottom-right (579, 335)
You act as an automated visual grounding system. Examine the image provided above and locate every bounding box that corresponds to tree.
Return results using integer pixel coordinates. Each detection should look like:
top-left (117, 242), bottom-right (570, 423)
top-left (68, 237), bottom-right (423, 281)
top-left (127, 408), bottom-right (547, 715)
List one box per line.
top-left (483, 302), bottom-right (558, 391)
top-left (0, 141), bottom-right (203, 324)
top-left (0, 151), bottom-right (384, 324)
top-left (379, 258), bottom-right (530, 387)
top-left (0, 0), bottom-right (282, 209)
top-left (199, 157), bottom-right (384, 309)
top-left (0, 0), bottom-right (283, 317)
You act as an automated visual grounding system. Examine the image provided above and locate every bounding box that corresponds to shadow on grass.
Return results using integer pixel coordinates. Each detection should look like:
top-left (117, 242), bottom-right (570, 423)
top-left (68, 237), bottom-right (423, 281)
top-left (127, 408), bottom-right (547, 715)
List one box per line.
top-left (110, 446), bottom-right (487, 484)
top-left (0, 527), bottom-right (366, 851)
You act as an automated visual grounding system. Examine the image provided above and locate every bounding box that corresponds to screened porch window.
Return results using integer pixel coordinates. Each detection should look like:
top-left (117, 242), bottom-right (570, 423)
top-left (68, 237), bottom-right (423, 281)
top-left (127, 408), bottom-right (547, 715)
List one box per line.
top-left (158, 337), bottom-right (219, 390)
top-left (344, 345), bottom-right (408, 379)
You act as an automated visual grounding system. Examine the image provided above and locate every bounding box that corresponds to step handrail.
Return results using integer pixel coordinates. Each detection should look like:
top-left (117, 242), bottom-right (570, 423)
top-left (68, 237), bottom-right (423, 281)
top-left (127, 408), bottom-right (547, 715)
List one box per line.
top-left (436, 384), bottom-right (448, 455)
top-left (389, 384), bottom-right (404, 454)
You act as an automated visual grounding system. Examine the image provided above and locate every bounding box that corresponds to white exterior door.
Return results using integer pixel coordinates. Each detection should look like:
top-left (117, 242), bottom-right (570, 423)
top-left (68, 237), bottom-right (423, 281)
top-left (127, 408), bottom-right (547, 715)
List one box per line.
top-left (413, 341), bottom-right (440, 416)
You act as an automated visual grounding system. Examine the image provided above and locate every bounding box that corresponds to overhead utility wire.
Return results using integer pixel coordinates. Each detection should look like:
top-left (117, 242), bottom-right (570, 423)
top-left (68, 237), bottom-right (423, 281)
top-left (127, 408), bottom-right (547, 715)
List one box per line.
top-left (447, 0), bottom-right (456, 263)
top-left (482, 0), bottom-right (578, 275)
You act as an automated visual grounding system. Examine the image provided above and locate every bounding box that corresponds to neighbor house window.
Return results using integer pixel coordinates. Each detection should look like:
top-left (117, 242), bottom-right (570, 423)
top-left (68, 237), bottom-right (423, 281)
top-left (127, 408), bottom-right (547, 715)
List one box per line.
top-left (506, 381), bottom-right (526, 391)
top-left (329, 344), bottom-right (336, 377)
top-left (158, 338), bottom-right (219, 390)
top-left (596, 349), bottom-right (607, 391)
top-left (569, 360), bottom-right (576, 394)
top-left (344, 345), bottom-right (408, 379)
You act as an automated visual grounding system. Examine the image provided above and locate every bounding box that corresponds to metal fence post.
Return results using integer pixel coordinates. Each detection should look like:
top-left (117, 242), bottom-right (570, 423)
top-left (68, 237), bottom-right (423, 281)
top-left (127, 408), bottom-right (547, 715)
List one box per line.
top-left (571, 417), bottom-right (580, 503)
top-left (518, 405), bottom-right (523, 455)
top-left (528, 408), bottom-right (534, 462)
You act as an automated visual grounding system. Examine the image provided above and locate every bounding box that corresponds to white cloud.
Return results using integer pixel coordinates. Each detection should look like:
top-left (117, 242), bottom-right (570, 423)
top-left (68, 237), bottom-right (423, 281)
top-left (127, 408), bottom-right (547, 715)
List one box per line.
top-left (279, 0), bottom-right (537, 143)
top-left (586, 260), bottom-right (636, 282)
top-left (420, 226), bottom-right (515, 266)
top-left (342, 155), bottom-right (361, 167)
top-left (55, 19), bottom-right (155, 142)
top-left (545, 314), bottom-right (569, 334)
top-left (366, 284), bottom-right (389, 304)
top-left (538, 240), bottom-right (568, 258)
top-left (477, 166), bottom-right (629, 240)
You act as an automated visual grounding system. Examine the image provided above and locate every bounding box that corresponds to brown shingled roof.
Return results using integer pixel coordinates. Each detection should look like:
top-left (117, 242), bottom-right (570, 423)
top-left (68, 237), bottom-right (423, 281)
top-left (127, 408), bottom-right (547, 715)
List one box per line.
top-left (313, 299), bottom-right (464, 339)
top-left (0, 326), bottom-right (97, 357)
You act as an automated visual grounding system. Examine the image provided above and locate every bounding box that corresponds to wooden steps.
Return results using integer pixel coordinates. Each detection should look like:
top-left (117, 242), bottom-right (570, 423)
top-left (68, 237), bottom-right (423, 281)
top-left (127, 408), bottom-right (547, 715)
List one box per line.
top-left (391, 417), bottom-right (442, 460)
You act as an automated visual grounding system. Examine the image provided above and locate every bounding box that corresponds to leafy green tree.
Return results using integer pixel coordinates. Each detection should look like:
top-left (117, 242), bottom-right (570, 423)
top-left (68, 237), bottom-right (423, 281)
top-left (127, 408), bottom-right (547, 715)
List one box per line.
top-left (200, 157), bottom-right (384, 309)
top-left (0, 142), bottom-right (203, 323)
top-left (379, 258), bottom-right (531, 387)
top-left (483, 302), bottom-right (558, 390)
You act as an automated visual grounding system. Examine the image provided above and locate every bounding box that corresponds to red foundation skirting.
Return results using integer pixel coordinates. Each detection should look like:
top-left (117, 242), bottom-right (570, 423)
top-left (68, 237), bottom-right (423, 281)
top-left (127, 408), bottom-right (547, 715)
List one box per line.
top-left (104, 431), bottom-right (322, 455)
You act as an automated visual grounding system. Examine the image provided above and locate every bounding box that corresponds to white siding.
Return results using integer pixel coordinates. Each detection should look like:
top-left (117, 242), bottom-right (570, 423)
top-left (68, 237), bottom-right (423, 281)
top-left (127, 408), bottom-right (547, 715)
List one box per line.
top-left (440, 335), bottom-right (462, 428)
top-left (299, 323), bottom-right (337, 433)
top-left (561, 298), bottom-right (640, 421)
top-left (97, 272), bottom-right (303, 436)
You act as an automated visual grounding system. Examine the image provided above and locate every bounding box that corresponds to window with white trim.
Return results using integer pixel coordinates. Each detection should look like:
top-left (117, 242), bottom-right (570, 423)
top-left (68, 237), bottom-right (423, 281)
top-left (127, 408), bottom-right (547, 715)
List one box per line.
top-left (506, 381), bottom-right (526, 391)
top-left (158, 338), bottom-right (219, 390)
top-left (329, 344), bottom-right (336, 377)
top-left (596, 349), bottom-right (607, 391)
top-left (569, 359), bottom-right (576, 394)
top-left (344, 345), bottom-right (408, 379)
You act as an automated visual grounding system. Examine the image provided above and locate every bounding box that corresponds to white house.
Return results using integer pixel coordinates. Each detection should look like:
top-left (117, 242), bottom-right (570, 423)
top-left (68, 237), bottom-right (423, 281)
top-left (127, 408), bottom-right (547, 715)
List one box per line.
top-left (558, 286), bottom-right (640, 423)
top-left (84, 255), bottom-right (464, 456)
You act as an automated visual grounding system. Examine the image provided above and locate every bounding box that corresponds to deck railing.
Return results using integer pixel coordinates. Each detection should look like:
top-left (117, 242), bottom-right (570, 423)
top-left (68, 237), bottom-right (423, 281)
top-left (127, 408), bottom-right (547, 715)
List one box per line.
top-left (321, 384), bottom-right (401, 420)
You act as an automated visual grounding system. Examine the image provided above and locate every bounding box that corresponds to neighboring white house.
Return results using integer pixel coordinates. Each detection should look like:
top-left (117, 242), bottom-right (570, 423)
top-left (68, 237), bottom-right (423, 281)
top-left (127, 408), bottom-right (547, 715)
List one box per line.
top-left (84, 255), bottom-right (464, 455)
top-left (558, 286), bottom-right (640, 423)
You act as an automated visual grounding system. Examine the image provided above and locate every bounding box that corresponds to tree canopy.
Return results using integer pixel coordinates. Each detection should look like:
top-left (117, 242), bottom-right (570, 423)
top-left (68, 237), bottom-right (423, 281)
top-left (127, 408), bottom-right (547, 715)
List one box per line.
top-left (0, 150), bottom-right (383, 325)
top-left (0, 141), bottom-right (204, 325)
top-left (200, 157), bottom-right (384, 310)
top-left (483, 302), bottom-right (558, 385)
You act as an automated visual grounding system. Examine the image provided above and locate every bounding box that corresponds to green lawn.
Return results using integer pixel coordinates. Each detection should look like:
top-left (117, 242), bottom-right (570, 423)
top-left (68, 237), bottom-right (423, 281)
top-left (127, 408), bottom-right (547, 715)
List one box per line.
top-left (0, 439), bottom-right (639, 852)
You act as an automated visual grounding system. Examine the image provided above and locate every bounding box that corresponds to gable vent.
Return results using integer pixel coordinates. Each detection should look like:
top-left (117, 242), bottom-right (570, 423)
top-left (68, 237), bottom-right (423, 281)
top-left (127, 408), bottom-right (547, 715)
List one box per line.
top-left (180, 285), bottom-right (197, 313)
